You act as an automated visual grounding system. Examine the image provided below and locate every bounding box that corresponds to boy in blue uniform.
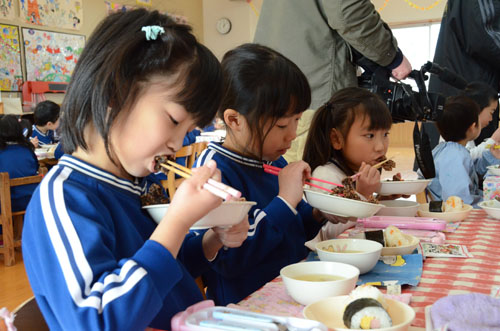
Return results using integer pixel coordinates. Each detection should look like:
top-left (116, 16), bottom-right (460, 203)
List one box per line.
top-left (31, 100), bottom-right (60, 146)
top-left (22, 9), bottom-right (248, 330)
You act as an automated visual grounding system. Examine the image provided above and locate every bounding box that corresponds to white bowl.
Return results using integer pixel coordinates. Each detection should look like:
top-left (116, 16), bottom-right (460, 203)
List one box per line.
top-left (379, 179), bottom-right (432, 195)
top-left (303, 295), bottom-right (415, 331)
top-left (304, 189), bottom-right (382, 218)
top-left (381, 233), bottom-right (420, 256)
top-left (280, 261), bottom-right (359, 306)
top-left (479, 200), bottom-right (500, 220)
top-left (376, 200), bottom-right (419, 217)
top-left (315, 239), bottom-right (382, 274)
top-left (487, 165), bottom-right (500, 176)
top-left (142, 201), bottom-right (256, 229)
top-left (417, 203), bottom-right (472, 223)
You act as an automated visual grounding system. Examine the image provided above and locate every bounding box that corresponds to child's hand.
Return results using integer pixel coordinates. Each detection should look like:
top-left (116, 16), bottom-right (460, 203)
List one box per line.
top-left (30, 136), bottom-right (39, 148)
top-left (491, 127), bottom-right (500, 142)
top-left (278, 161), bottom-right (311, 208)
top-left (151, 160), bottom-right (223, 257)
top-left (355, 162), bottom-right (381, 198)
top-left (212, 216), bottom-right (249, 248)
top-left (490, 144), bottom-right (500, 159)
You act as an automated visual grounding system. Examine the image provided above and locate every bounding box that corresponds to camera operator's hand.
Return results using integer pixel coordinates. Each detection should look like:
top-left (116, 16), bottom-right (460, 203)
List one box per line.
top-left (391, 55), bottom-right (412, 80)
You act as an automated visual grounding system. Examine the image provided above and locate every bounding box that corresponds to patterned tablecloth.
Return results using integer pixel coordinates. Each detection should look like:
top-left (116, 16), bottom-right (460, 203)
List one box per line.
top-left (236, 210), bottom-right (500, 329)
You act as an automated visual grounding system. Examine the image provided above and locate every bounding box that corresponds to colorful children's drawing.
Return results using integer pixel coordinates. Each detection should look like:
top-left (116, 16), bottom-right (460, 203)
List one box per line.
top-left (104, 1), bottom-right (135, 14)
top-left (22, 28), bottom-right (85, 82)
top-left (0, 24), bottom-right (23, 91)
top-left (0, 0), bottom-right (15, 20)
top-left (136, 0), bottom-right (151, 6)
top-left (19, 0), bottom-right (83, 30)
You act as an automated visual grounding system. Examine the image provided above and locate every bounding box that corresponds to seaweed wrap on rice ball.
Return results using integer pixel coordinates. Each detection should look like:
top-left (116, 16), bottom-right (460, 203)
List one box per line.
top-left (343, 297), bottom-right (392, 329)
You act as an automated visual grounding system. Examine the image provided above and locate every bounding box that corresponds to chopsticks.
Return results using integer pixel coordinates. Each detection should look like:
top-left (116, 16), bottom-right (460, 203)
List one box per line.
top-left (351, 155), bottom-right (397, 181)
top-left (485, 144), bottom-right (500, 149)
top-left (262, 164), bottom-right (341, 194)
top-left (160, 160), bottom-right (241, 200)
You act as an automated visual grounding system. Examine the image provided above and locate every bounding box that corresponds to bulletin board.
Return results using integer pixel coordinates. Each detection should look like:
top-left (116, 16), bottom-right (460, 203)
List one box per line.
top-left (19, 0), bottom-right (83, 30)
top-left (0, 24), bottom-right (23, 91)
top-left (22, 28), bottom-right (85, 82)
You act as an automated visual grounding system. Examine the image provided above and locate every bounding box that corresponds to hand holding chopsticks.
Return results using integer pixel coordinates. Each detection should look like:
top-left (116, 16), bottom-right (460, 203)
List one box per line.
top-left (262, 164), bottom-right (342, 194)
top-left (160, 160), bottom-right (241, 201)
top-left (351, 155), bottom-right (396, 181)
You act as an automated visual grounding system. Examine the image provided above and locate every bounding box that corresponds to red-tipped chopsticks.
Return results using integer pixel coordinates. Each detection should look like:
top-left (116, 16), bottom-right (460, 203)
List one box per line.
top-left (262, 164), bottom-right (343, 194)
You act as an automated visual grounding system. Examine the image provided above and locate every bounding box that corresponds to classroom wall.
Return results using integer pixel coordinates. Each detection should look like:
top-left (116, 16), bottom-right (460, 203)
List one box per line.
top-left (0, 0), bottom-right (203, 106)
top-left (201, 0), bottom-right (446, 61)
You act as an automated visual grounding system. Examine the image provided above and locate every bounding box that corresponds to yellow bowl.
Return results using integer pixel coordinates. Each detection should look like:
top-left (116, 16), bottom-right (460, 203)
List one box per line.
top-left (303, 295), bottom-right (415, 331)
top-left (417, 203), bottom-right (472, 223)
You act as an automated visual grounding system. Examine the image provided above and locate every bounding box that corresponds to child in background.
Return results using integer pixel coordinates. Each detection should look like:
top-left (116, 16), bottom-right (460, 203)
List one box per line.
top-left (19, 118), bottom-right (39, 148)
top-left (0, 115), bottom-right (39, 212)
top-left (302, 87), bottom-right (393, 242)
top-left (31, 100), bottom-right (60, 145)
top-left (460, 82), bottom-right (500, 169)
top-left (194, 43), bottom-right (328, 305)
top-left (22, 9), bottom-right (248, 330)
top-left (427, 96), bottom-right (485, 207)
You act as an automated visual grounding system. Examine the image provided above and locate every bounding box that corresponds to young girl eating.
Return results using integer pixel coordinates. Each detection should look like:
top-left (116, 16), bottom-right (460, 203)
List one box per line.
top-left (302, 87), bottom-right (393, 240)
top-left (194, 43), bottom-right (327, 305)
top-left (22, 9), bottom-right (248, 330)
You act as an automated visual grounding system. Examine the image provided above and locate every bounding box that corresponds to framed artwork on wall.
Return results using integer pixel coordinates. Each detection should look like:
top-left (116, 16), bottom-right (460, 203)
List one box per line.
top-left (0, 24), bottom-right (23, 91)
top-left (19, 0), bottom-right (83, 30)
top-left (22, 28), bottom-right (85, 82)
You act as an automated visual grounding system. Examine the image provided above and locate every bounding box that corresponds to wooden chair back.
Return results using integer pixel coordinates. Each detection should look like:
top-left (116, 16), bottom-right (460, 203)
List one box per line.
top-left (12, 296), bottom-right (49, 331)
top-left (159, 145), bottom-right (194, 198)
top-left (187, 142), bottom-right (208, 169)
top-left (0, 172), bottom-right (43, 266)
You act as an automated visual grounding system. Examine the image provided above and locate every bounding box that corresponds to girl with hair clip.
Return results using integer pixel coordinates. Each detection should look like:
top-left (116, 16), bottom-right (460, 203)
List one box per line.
top-left (302, 87), bottom-right (393, 242)
top-left (22, 9), bottom-right (248, 330)
top-left (0, 114), bottom-right (39, 212)
top-left (194, 43), bottom-right (331, 305)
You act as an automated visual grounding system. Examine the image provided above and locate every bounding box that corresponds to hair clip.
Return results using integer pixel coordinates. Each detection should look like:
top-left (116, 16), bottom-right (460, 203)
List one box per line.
top-left (141, 25), bottom-right (165, 41)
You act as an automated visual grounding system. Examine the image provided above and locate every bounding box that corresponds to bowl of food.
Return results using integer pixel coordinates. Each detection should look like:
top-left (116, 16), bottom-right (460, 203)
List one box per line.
top-left (303, 289), bottom-right (415, 331)
top-left (487, 165), bottom-right (500, 176)
top-left (315, 239), bottom-right (382, 274)
top-left (142, 200), bottom-right (256, 229)
top-left (280, 261), bottom-right (359, 306)
top-left (478, 200), bottom-right (500, 220)
top-left (417, 196), bottom-right (472, 223)
top-left (378, 179), bottom-right (432, 196)
top-left (375, 200), bottom-right (419, 217)
top-left (304, 189), bottom-right (382, 218)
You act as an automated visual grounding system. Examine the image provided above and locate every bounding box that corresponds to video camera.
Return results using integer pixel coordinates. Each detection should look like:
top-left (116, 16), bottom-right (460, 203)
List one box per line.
top-left (357, 59), bottom-right (468, 123)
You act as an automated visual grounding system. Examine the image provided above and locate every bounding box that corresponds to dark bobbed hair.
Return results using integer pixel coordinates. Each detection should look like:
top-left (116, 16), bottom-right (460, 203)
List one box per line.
top-left (437, 95), bottom-right (480, 142)
top-left (19, 118), bottom-right (33, 138)
top-left (0, 115), bottom-right (35, 152)
top-left (219, 43), bottom-right (311, 159)
top-left (60, 9), bottom-right (223, 156)
top-left (303, 87), bottom-right (392, 175)
top-left (33, 100), bottom-right (60, 126)
top-left (460, 81), bottom-right (498, 110)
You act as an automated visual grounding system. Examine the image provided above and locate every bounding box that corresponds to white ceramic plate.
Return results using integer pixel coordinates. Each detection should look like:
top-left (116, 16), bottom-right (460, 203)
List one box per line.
top-left (381, 233), bottom-right (420, 256)
top-left (487, 165), bottom-right (500, 176)
top-left (303, 295), bottom-right (415, 331)
top-left (143, 201), bottom-right (256, 229)
top-left (479, 200), bottom-right (500, 220)
top-left (379, 179), bottom-right (432, 196)
top-left (417, 203), bottom-right (472, 223)
top-left (376, 200), bottom-right (419, 217)
top-left (304, 189), bottom-right (382, 218)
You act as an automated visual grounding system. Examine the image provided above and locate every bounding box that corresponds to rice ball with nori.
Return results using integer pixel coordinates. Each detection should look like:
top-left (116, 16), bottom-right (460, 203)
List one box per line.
top-left (343, 298), bottom-right (392, 329)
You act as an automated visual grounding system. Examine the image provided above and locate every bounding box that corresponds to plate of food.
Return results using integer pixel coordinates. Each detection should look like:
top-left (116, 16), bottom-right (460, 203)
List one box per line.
top-left (304, 189), bottom-right (382, 218)
top-left (379, 176), bottom-right (432, 196)
top-left (417, 196), bottom-right (472, 223)
top-left (143, 200), bottom-right (256, 229)
top-left (487, 164), bottom-right (500, 176)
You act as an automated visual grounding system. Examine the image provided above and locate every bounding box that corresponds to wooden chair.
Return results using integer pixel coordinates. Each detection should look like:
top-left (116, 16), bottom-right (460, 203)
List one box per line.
top-left (12, 296), bottom-right (49, 331)
top-left (187, 141), bottom-right (208, 169)
top-left (0, 172), bottom-right (43, 266)
top-left (159, 145), bottom-right (194, 198)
